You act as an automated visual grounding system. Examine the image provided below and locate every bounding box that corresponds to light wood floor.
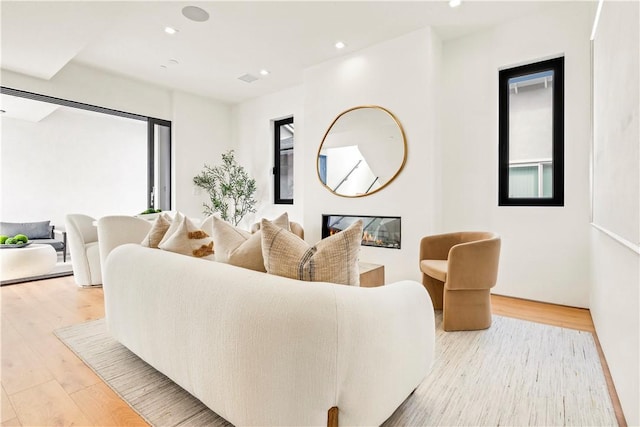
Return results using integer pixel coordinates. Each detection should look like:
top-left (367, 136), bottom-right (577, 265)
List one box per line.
top-left (0, 277), bottom-right (625, 426)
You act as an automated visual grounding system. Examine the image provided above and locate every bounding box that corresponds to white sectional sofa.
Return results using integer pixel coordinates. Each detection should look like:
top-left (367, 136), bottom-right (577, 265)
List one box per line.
top-left (100, 216), bottom-right (435, 426)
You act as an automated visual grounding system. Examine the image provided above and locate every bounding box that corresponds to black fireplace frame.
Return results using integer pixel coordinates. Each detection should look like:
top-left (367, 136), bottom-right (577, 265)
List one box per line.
top-left (321, 214), bottom-right (401, 249)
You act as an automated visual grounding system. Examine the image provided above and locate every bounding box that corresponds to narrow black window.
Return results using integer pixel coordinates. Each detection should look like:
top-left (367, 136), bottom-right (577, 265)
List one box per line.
top-left (148, 118), bottom-right (172, 211)
top-left (274, 117), bottom-right (294, 204)
top-left (499, 57), bottom-right (564, 206)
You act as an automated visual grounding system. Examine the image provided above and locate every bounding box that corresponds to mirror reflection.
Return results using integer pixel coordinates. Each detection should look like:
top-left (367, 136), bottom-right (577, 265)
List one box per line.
top-left (317, 106), bottom-right (407, 197)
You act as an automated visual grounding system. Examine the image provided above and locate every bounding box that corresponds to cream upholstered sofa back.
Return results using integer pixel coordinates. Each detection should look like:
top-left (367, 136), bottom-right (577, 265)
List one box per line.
top-left (103, 243), bottom-right (435, 426)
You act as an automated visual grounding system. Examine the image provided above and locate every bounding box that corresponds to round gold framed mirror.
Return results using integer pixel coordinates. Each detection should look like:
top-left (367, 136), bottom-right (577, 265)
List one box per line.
top-left (317, 105), bottom-right (407, 197)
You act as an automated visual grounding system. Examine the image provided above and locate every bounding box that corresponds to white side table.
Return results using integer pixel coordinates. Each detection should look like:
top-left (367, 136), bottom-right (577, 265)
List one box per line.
top-left (0, 244), bottom-right (57, 281)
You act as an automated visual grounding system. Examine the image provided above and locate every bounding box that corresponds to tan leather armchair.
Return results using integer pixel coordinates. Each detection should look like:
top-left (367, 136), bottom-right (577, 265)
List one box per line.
top-left (419, 232), bottom-right (501, 331)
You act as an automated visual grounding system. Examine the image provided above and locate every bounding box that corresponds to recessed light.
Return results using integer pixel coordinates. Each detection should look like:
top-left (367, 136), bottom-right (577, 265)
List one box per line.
top-left (449, 0), bottom-right (461, 8)
top-left (168, 59), bottom-right (179, 65)
top-left (164, 26), bottom-right (178, 35)
top-left (160, 65), bottom-right (167, 69)
top-left (259, 69), bottom-right (270, 76)
top-left (0, 110), bottom-right (6, 114)
top-left (182, 6), bottom-right (210, 22)
top-left (335, 41), bottom-right (346, 49)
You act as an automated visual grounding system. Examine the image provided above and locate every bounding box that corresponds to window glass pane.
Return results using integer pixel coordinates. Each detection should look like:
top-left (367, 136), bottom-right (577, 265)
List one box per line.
top-left (153, 122), bottom-right (171, 211)
top-left (508, 70), bottom-right (554, 199)
top-left (318, 154), bottom-right (327, 184)
top-left (277, 120), bottom-right (294, 202)
top-left (279, 149), bottom-right (293, 200)
top-left (542, 163), bottom-right (553, 197)
top-left (509, 165), bottom-right (539, 198)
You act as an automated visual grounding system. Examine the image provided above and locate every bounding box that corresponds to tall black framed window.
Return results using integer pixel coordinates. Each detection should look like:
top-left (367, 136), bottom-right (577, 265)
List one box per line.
top-left (498, 57), bottom-right (564, 206)
top-left (274, 117), bottom-right (294, 204)
top-left (148, 118), bottom-right (172, 211)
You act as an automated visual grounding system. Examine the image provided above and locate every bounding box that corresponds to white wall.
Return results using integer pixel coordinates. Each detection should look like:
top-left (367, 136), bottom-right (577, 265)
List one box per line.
top-left (590, 1), bottom-right (640, 425)
top-left (171, 91), bottom-right (232, 220)
top-left (591, 231), bottom-right (639, 425)
top-left (441, 2), bottom-right (594, 307)
top-left (302, 28), bottom-right (442, 284)
top-left (231, 85), bottom-right (304, 228)
top-left (1, 107), bottom-right (146, 227)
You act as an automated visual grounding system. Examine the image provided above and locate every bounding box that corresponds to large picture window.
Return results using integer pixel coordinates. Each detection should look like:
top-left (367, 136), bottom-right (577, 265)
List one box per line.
top-left (498, 57), bottom-right (564, 206)
top-left (274, 117), bottom-right (294, 204)
top-left (1, 86), bottom-right (171, 212)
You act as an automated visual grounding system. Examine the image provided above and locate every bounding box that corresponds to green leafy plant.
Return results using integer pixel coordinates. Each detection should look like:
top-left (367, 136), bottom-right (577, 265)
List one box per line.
top-left (193, 150), bottom-right (257, 226)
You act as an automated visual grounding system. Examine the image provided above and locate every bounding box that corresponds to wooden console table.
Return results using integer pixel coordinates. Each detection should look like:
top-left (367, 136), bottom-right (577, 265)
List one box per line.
top-left (359, 262), bottom-right (385, 287)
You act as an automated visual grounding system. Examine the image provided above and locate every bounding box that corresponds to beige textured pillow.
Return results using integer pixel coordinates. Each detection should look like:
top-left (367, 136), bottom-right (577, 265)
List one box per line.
top-left (159, 216), bottom-right (214, 259)
top-left (212, 213), bottom-right (290, 271)
top-left (261, 218), bottom-right (363, 286)
top-left (158, 211), bottom-right (184, 247)
top-left (141, 213), bottom-right (171, 248)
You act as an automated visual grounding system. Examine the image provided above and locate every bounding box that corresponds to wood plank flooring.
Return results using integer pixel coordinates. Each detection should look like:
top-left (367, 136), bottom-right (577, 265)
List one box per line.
top-left (1, 276), bottom-right (147, 426)
top-left (0, 277), bottom-right (625, 426)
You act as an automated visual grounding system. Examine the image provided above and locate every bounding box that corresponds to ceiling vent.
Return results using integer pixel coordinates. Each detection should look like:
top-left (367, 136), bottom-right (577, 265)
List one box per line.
top-left (237, 74), bottom-right (259, 83)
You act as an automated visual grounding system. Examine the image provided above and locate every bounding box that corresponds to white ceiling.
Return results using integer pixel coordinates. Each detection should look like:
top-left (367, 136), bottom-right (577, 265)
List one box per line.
top-left (1, 1), bottom-right (551, 104)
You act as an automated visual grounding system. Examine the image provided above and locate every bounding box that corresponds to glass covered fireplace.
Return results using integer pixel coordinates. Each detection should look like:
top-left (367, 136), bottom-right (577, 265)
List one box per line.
top-left (321, 214), bottom-right (401, 249)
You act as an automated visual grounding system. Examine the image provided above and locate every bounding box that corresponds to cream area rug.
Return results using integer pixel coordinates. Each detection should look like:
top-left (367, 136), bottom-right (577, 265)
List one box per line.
top-left (55, 313), bottom-right (617, 427)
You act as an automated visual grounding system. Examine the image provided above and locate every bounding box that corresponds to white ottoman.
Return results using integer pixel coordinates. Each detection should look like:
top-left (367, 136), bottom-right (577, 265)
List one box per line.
top-left (0, 244), bottom-right (57, 281)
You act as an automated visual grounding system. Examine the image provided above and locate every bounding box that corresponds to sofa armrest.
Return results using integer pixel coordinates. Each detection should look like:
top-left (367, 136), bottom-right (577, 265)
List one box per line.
top-left (334, 281), bottom-right (435, 425)
top-left (53, 228), bottom-right (67, 244)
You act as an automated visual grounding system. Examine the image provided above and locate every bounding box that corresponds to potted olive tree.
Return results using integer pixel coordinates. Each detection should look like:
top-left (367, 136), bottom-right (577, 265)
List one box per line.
top-left (193, 150), bottom-right (257, 226)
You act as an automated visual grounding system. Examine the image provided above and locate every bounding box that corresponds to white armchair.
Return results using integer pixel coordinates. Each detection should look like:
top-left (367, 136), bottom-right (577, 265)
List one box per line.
top-left (65, 214), bottom-right (102, 286)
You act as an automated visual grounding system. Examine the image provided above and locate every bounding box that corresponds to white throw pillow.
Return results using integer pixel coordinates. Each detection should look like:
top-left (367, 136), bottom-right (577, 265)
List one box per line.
top-left (159, 216), bottom-right (214, 260)
top-left (261, 218), bottom-right (362, 286)
top-left (158, 211), bottom-right (184, 247)
top-left (141, 213), bottom-right (171, 248)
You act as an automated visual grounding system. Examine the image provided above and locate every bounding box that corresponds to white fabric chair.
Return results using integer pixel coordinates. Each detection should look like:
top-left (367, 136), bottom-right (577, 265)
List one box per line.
top-left (65, 214), bottom-right (102, 286)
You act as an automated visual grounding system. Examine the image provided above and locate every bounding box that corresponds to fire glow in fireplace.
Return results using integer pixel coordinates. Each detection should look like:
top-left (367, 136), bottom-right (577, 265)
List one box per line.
top-left (321, 214), bottom-right (401, 249)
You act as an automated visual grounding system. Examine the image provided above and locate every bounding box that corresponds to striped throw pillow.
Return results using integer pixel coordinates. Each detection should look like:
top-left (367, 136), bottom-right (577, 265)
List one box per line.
top-left (261, 218), bottom-right (362, 286)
